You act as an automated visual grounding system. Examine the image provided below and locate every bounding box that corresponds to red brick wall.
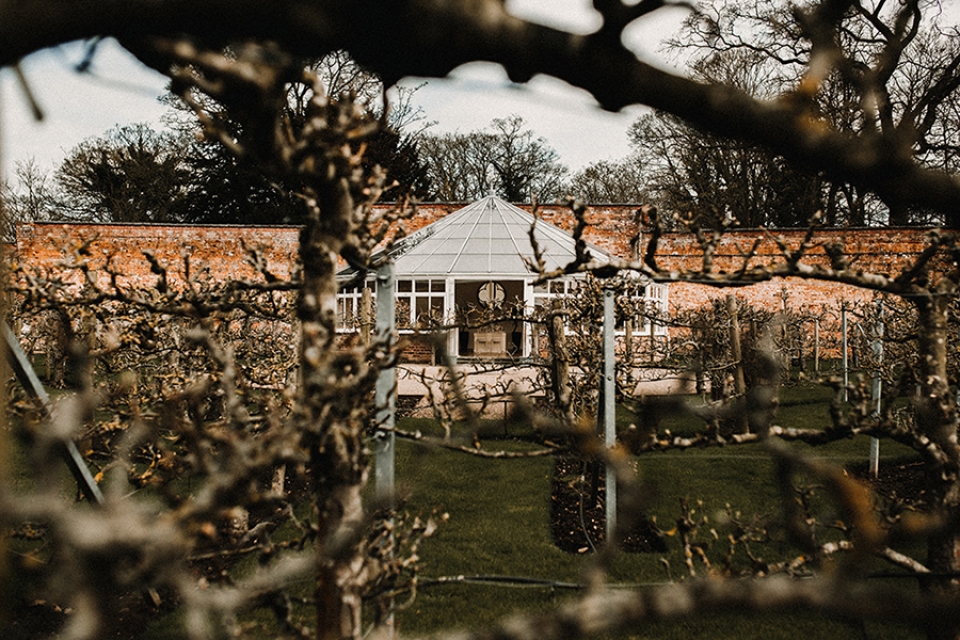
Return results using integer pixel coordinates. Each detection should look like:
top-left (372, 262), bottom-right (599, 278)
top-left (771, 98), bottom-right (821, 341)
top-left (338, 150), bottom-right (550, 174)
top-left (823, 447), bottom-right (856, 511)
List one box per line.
top-left (399, 334), bottom-right (435, 364)
top-left (649, 227), bottom-right (941, 315)
top-left (15, 216), bottom-right (937, 326)
top-left (15, 223), bottom-right (300, 289)
top-left (647, 227), bottom-right (935, 277)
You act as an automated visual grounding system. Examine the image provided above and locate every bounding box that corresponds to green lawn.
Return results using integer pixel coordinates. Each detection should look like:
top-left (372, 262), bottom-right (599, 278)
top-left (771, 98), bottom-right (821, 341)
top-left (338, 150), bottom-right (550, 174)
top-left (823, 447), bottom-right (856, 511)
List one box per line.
top-left (13, 379), bottom-right (927, 639)
top-left (390, 381), bottom-right (924, 639)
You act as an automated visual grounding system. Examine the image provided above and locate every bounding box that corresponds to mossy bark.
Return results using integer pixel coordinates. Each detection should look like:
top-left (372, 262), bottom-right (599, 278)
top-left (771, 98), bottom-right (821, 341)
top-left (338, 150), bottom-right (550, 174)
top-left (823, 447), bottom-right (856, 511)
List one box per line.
top-left (915, 289), bottom-right (960, 640)
top-left (299, 176), bottom-right (370, 640)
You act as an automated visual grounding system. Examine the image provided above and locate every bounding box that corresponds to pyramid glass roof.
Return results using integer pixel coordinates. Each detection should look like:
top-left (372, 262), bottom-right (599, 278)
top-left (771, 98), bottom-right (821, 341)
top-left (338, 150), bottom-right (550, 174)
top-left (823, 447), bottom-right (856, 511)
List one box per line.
top-left (384, 196), bottom-right (612, 278)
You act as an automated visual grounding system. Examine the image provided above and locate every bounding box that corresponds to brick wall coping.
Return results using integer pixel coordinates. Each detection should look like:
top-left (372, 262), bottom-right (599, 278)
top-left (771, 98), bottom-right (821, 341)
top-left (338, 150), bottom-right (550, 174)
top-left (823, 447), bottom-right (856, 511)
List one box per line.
top-left (19, 221), bottom-right (300, 232)
top-left (19, 217), bottom-right (940, 235)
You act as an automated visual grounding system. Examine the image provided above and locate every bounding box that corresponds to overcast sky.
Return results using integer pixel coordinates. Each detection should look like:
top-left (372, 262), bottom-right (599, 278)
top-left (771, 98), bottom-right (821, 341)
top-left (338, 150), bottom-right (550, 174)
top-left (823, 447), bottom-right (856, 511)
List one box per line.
top-left (0, 0), bottom-right (689, 180)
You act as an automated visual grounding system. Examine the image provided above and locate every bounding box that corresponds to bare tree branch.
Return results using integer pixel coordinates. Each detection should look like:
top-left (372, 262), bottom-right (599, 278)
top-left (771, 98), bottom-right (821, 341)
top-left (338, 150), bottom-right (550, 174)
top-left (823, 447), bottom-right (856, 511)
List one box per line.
top-left (1, 0), bottom-right (960, 222)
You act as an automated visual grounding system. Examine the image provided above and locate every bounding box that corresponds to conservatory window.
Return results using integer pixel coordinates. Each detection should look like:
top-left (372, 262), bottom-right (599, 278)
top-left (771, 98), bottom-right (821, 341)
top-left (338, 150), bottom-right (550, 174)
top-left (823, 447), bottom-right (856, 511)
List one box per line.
top-left (396, 279), bottom-right (446, 329)
top-left (336, 282), bottom-right (377, 332)
top-left (532, 279), bottom-right (578, 311)
top-left (639, 283), bottom-right (669, 336)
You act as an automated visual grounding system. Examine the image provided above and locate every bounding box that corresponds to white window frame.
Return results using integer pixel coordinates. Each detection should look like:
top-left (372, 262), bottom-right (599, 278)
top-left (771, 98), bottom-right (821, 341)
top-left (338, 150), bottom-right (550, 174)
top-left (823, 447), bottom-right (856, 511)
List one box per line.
top-left (531, 277), bottom-right (668, 337)
top-left (639, 282), bottom-right (669, 337)
top-left (395, 278), bottom-right (448, 332)
top-left (336, 279), bottom-right (377, 332)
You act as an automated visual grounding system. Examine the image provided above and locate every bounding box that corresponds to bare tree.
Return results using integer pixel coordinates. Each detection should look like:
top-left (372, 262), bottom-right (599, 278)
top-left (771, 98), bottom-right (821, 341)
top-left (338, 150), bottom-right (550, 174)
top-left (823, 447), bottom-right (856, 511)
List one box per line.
top-left (0, 0), bottom-right (953, 218)
top-left (6, 2), bottom-right (960, 640)
top-left (0, 159), bottom-right (59, 240)
top-left (419, 115), bottom-right (568, 202)
top-left (629, 49), bottom-right (828, 228)
top-left (567, 155), bottom-right (648, 204)
top-left (672, 0), bottom-right (960, 225)
top-left (169, 49), bottom-right (431, 222)
top-left (631, 108), bottom-right (828, 227)
top-left (417, 131), bottom-right (497, 201)
top-left (488, 115), bottom-right (568, 202)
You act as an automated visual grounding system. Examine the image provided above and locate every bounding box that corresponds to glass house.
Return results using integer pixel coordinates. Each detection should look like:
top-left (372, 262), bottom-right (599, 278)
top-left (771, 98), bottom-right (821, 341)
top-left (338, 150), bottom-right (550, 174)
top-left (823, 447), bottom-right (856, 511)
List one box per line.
top-left (338, 196), bottom-right (668, 361)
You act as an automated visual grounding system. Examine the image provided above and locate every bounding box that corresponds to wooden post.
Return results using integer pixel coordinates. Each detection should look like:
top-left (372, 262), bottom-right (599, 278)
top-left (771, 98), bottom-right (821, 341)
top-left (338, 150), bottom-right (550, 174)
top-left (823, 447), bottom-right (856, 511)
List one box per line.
top-left (797, 317), bottom-right (806, 373)
top-left (841, 305), bottom-right (849, 402)
top-left (649, 312), bottom-right (656, 360)
top-left (813, 318), bottom-right (820, 373)
top-left (549, 304), bottom-right (572, 421)
top-left (624, 318), bottom-right (633, 365)
top-left (870, 300), bottom-right (884, 479)
top-left (727, 294), bottom-right (748, 434)
top-left (532, 317), bottom-right (541, 361)
top-left (361, 286), bottom-right (372, 344)
top-left (780, 290), bottom-right (789, 381)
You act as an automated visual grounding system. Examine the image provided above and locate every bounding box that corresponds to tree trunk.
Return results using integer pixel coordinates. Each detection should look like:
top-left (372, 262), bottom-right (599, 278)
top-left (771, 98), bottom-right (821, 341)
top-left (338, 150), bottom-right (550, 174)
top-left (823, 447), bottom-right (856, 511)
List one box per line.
top-left (299, 177), bottom-right (369, 640)
top-left (727, 295), bottom-right (748, 434)
top-left (915, 292), bottom-right (960, 640)
top-left (549, 307), bottom-right (573, 423)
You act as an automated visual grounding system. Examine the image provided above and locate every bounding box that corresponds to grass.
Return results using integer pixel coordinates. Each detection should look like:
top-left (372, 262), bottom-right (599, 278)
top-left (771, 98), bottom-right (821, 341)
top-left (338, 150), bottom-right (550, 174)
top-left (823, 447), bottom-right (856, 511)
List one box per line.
top-left (388, 380), bottom-right (925, 639)
top-left (8, 377), bottom-right (927, 639)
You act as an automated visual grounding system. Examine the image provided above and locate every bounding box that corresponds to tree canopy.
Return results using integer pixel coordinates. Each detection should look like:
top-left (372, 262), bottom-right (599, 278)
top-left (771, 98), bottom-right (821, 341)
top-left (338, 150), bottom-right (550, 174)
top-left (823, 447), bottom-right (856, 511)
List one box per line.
top-left (167, 50), bottom-right (431, 223)
top-left (1, 0), bottom-right (941, 223)
top-left (6, 51), bottom-right (433, 226)
top-left (55, 123), bottom-right (191, 223)
top-left (658, 0), bottom-right (960, 225)
top-left (419, 115), bottom-right (568, 202)
top-left (567, 155), bottom-right (648, 204)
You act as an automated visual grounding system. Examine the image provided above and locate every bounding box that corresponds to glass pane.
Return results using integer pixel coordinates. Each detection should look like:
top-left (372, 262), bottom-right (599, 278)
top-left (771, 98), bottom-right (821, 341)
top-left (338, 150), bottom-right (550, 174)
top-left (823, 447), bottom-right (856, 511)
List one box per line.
top-left (415, 297), bottom-right (430, 324)
top-left (549, 281), bottom-right (565, 294)
top-left (337, 298), bottom-right (351, 327)
top-left (395, 299), bottom-right (411, 328)
top-left (398, 280), bottom-right (412, 292)
top-left (432, 280), bottom-right (446, 292)
top-left (416, 281), bottom-right (430, 292)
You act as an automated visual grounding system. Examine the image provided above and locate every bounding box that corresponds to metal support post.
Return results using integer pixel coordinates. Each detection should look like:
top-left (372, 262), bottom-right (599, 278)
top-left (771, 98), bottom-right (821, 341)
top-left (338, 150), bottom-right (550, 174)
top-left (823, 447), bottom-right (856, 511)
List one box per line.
top-left (602, 288), bottom-right (617, 542)
top-left (373, 263), bottom-right (396, 635)
top-left (841, 305), bottom-right (849, 402)
top-left (3, 322), bottom-right (104, 505)
top-left (870, 300), bottom-right (884, 479)
top-left (814, 318), bottom-right (820, 373)
top-left (374, 263), bottom-right (396, 504)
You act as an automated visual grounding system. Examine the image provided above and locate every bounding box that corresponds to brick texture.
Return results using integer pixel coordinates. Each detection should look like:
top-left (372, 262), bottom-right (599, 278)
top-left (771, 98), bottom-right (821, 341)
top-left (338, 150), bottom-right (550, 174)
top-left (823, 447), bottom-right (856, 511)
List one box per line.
top-left (388, 205), bottom-right (937, 316)
top-left (649, 226), bottom-right (941, 315)
top-left (399, 334), bottom-right (436, 364)
top-left (15, 222), bottom-right (299, 289)
top-left (15, 212), bottom-right (938, 321)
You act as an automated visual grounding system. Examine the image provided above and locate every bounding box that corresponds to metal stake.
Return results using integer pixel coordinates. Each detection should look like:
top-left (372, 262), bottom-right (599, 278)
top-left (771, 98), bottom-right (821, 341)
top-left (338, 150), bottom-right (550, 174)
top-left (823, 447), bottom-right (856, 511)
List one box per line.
top-left (374, 263), bottom-right (396, 504)
top-left (602, 288), bottom-right (616, 542)
top-left (3, 322), bottom-right (104, 505)
top-left (870, 301), bottom-right (884, 479)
